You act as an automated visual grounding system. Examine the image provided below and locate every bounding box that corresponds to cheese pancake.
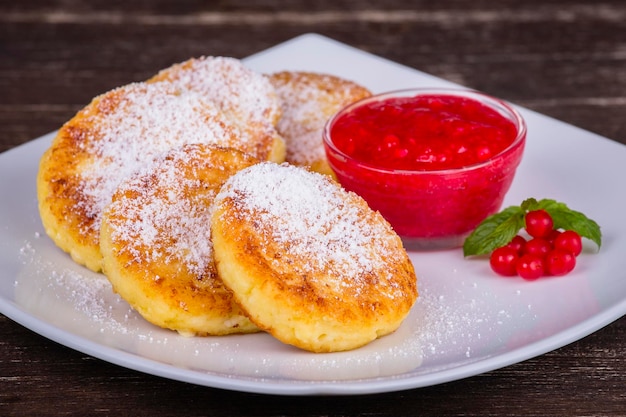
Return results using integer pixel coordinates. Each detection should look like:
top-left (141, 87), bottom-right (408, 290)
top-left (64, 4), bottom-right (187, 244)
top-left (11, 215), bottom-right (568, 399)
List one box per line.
top-left (211, 163), bottom-right (417, 352)
top-left (269, 71), bottom-right (371, 175)
top-left (37, 81), bottom-right (250, 272)
top-left (100, 144), bottom-right (259, 336)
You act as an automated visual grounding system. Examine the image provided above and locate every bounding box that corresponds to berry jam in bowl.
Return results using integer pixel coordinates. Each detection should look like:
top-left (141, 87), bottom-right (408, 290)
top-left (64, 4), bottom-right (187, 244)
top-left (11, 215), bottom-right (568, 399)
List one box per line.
top-left (323, 88), bottom-right (527, 250)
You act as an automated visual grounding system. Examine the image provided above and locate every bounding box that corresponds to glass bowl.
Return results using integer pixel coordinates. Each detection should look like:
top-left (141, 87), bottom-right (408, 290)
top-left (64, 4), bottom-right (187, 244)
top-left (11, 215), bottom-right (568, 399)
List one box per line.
top-left (323, 88), bottom-right (527, 250)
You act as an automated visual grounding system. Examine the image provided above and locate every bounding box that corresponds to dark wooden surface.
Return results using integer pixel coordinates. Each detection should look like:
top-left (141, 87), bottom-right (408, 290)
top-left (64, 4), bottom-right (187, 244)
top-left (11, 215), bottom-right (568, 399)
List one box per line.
top-left (1, 1), bottom-right (625, 416)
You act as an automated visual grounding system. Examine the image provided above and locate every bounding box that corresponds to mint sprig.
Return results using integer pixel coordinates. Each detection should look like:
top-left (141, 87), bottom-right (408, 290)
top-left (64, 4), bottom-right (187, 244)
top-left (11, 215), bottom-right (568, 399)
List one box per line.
top-left (463, 198), bottom-right (602, 257)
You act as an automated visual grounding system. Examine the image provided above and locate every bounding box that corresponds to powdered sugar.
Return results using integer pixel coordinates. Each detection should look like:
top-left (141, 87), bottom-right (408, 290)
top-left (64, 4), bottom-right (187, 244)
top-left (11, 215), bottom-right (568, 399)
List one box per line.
top-left (215, 162), bottom-right (407, 297)
top-left (152, 56), bottom-right (281, 132)
top-left (77, 82), bottom-right (243, 239)
top-left (16, 238), bottom-right (137, 335)
top-left (104, 145), bottom-right (230, 277)
top-left (270, 72), bottom-right (371, 165)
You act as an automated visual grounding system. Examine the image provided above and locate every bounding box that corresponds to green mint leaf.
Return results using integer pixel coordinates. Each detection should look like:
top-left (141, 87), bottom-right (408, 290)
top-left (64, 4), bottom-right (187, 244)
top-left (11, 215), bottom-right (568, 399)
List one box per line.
top-left (535, 199), bottom-right (602, 248)
top-left (520, 197), bottom-right (540, 212)
top-left (463, 205), bottom-right (525, 256)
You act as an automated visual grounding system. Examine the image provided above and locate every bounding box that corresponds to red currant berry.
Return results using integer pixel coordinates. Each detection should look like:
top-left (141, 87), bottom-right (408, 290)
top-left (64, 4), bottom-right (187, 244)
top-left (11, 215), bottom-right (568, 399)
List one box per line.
top-left (490, 246), bottom-right (519, 276)
top-left (524, 237), bottom-right (552, 258)
top-left (506, 235), bottom-right (526, 255)
top-left (546, 229), bottom-right (562, 243)
top-left (525, 209), bottom-right (554, 238)
top-left (554, 230), bottom-right (583, 257)
top-left (516, 254), bottom-right (545, 280)
top-left (545, 249), bottom-right (576, 276)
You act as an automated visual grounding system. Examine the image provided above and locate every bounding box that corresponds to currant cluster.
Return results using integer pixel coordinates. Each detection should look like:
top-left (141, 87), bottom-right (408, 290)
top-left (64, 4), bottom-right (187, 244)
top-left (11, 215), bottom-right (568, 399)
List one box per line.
top-left (489, 209), bottom-right (583, 280)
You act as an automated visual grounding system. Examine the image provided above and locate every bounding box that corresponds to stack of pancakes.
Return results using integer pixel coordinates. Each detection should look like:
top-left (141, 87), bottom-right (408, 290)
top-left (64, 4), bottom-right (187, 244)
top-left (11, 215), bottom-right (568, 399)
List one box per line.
top-left (37, 56), bottom-right (417, 352)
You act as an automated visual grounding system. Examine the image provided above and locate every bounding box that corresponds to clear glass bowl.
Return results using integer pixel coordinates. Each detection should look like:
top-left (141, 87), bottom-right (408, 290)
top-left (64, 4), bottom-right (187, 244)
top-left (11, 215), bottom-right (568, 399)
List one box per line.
top-left (323, 88), bottom-right (527, 250)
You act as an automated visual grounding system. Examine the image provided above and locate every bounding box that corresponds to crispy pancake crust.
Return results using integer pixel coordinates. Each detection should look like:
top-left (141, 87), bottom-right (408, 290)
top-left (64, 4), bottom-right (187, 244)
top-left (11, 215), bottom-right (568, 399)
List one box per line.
top-left (269, 71), bottom-right (371, 175)
top-left (100, 144), bottom-right (259, 336)
top-left (37, 81), bottom-right (258, 272)
top-left (148, 56), bottom-right (285, 162)
top-left (211, 163), bottom-right (417, 352)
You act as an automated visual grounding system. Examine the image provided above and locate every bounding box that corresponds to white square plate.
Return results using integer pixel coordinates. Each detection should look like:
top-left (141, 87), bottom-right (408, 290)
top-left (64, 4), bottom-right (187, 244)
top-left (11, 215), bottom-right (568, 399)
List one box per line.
top-left (1, 33), bottom-right (625, 395)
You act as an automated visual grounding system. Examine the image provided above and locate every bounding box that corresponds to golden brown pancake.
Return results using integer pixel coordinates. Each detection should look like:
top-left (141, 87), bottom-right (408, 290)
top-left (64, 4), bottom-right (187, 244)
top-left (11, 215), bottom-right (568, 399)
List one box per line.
top-left (148, 56), bottom-right (285, 162)
top-left (211, 162), bottom-right (417, 352)
top-left (269, 71), bottom-right (372, 175)
top-left (37, 81), bottom-right (253, 272)
top-left (100, 143), bottom-right (259, 336)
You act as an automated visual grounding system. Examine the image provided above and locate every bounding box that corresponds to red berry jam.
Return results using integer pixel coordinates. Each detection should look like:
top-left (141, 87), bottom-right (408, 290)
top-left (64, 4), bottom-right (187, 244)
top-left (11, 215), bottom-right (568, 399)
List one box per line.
top-left (330, 94), bottom-right (518, 171)
top-left (323, 88), bottom-right (526, 250)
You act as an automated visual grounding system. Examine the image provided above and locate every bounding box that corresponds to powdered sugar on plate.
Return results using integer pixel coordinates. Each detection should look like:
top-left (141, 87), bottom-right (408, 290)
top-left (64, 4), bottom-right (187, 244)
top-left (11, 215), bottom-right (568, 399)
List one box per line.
top-left (14, 232), bottom-right (530, 380)
top-left (16, 237), bottom-right (138, 336)
top-left (406, 262), bottom-right (536, 364)
top-left (14, 235), bottom-right (423, 380)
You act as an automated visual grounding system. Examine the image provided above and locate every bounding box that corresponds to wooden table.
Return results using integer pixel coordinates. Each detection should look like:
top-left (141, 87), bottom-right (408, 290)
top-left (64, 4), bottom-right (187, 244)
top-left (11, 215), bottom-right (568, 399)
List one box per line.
top-left (1, 1), bottom-right (624, 415)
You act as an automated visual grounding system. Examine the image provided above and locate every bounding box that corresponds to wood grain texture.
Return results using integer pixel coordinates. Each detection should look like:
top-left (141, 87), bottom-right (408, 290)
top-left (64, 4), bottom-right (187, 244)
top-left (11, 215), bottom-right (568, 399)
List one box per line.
top-left (1, 1), bottom-right (625, 416)
top-left (2, 0), bottom-right (625, 151)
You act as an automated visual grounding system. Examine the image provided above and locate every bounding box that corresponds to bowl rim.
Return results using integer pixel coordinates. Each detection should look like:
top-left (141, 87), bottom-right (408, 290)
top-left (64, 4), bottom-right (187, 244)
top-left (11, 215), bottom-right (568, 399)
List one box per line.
top-left (323, 87), bottom-right (527, 176)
